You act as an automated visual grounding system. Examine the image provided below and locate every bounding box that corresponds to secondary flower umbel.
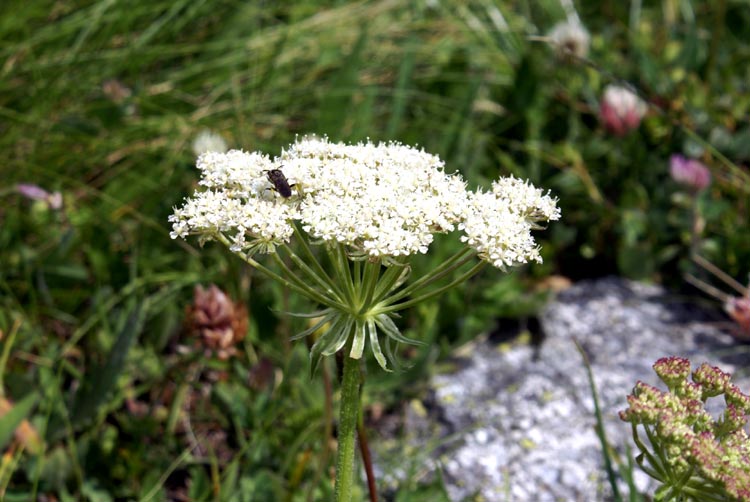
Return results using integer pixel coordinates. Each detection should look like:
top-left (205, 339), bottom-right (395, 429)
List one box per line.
top-left (621, 357), bottom-right (750, 501)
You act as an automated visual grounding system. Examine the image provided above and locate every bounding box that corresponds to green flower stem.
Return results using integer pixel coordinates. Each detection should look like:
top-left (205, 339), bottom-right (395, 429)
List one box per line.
top-left (636, 462), bottom-right (664, 482)
top-left (270, 253), bottom-right (348, 310)
top-left (377, 260), bottom-right (486, 314)
top-left (215, 234), bottom-right (343, 310)
top-left (335, 339), bottom-right (362, 502)
top-left (644, 426), bottom-right (672, 481)
top-left (370, 260), bottom-right (409, 304)
top-left (292, 223), bottom-right (340, 293)
top-left (357, 260), bottom-right (382, 315)
top-left (353, 259), bottom-right (363, 292)
top-left (330, 243), bottom-right (357, 306)
top-left (679, 484), bottom-right (726, 502)
top-left (376, 247), bottom-right (474, 306)
top-left (631, 425), bottom-right (667, 481)
top-left (280, 243), bottom-right (344, 303)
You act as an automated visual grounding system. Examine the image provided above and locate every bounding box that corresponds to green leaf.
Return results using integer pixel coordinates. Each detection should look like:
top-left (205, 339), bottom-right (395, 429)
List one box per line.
top-left (290, 311), bottom-right (337, 341)
top-left (273, 308), bottom-right (335, 319)
top-left (375, 314), bottom-right (425, 346)
top-left (322, 317), bottom-right (353, 356)
top-left (0, 392), bottom-right (39, 451)
top-left (310, 315), bottom-right (351, 376)
top-left (383, 337), bottom-right (402, 372)
top-left (367, 319), bottom-right (389, 371)
top-left (71, 304), bottom-right (145, 427)
top-left (349, 320), bottom-right (366, 359)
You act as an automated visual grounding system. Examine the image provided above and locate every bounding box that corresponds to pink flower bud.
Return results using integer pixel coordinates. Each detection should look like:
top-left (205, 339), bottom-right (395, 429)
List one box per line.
top-left (599, 85), bottom-right (647, 136)
top-left (724, 296), bottom-right (750, 338)
top-left (669, 155), bottom-right (711, 192)
top-left (16, 183), bottom-right (50, 201)
top-left (16, 183), bottom-right (63, 210)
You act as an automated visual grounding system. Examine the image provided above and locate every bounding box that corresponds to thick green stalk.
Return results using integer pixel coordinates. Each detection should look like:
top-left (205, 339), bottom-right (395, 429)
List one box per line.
top-left (334, 342), bottom-right (361, 502)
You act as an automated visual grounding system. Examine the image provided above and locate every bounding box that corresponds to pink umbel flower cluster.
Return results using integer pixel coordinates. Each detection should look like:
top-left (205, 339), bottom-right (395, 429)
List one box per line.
top-left (669, 154), bottom-right (712, 192)
top-left (599, 85), bottom-right (647, 136)
top-left (621, 357), bottom-right (750, 501)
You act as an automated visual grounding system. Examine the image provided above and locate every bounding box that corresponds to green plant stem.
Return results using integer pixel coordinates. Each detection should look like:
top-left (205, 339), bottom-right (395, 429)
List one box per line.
top-left (330, 243), bottom-right (357, 306)
top-left (575, 340), bottom-right (621, 501)
top-left (270, 252), bottom-right (344, 309)
top-left (334, 343), bottom-right (361, 502)
top-left (293, 222), bottom-right (341, 294)
top-left (281, 243), bottom-right (344, 302)
top-left (644, 425), bottom-right (672, 481)
top-left (376, 247), bottom-right (472, 305)
top-left (369, 260), bottom-right (409, 304)
top-left (630, 424), bottom-right (667, 481)
top-left (357, 261), bottom-right (382, 315)
top-left (0, 319), bottom-right (21, 395)
top-left (214, 233), bottom-right (344, 310)
top-left (377, 260), bottom-right (486, 313)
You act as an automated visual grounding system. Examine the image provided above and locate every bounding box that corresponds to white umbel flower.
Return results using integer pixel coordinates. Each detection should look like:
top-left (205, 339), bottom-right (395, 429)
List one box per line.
top-left (460, 177), bottom-right (561, 269)
top-left (286, 137), bottom-right (468, 258)
top-left (170, 137), bottom-right (559, 268)
top-left (192, 129), bottom-right (229, 156)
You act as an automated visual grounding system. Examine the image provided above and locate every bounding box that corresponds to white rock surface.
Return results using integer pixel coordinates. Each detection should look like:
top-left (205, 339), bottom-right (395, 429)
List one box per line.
top-left (379, 277), bottom-right (750, 501)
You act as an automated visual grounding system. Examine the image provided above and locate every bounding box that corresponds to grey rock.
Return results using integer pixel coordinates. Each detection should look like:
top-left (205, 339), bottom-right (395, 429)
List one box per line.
top-left (378, 277), bottom-right (750, 501)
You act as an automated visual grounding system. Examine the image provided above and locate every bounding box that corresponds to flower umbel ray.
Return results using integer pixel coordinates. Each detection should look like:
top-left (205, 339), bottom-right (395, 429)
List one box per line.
top-left (170, 136), bottom-right (560, 369)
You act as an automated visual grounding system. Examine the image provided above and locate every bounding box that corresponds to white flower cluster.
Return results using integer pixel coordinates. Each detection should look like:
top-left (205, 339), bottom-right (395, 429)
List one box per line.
top-left (170, 137), bottom-right (560, 267)
top-left (282, 137), bottom-right (468, 257)
top-left (547, 20), bottom-right (590, 59)
top-left (460, 177), bottom-right (561, 269)
top-left (192, 129), bottom-right (228, 156)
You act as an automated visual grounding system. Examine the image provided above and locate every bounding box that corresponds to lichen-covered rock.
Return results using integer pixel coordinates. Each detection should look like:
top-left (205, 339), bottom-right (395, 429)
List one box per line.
top-left (376, 277), bottom-right (750, 501)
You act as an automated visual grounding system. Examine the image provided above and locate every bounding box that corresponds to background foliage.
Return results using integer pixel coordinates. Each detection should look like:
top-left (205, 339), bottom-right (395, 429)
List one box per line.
top-left (1, 0), bottom-right (748, 500)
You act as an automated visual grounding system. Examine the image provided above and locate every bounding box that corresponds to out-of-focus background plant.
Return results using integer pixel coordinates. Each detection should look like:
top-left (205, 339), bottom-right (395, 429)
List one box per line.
top-left (1, 0), bottom-right (749, 500)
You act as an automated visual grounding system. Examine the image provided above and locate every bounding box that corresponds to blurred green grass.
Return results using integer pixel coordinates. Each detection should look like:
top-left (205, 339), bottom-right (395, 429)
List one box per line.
top-left (1, 0), bottom-right (749, 500)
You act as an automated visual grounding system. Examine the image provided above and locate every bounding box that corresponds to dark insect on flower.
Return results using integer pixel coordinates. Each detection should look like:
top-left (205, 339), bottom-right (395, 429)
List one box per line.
top-left (265, 169), bottom-right (294, 198)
